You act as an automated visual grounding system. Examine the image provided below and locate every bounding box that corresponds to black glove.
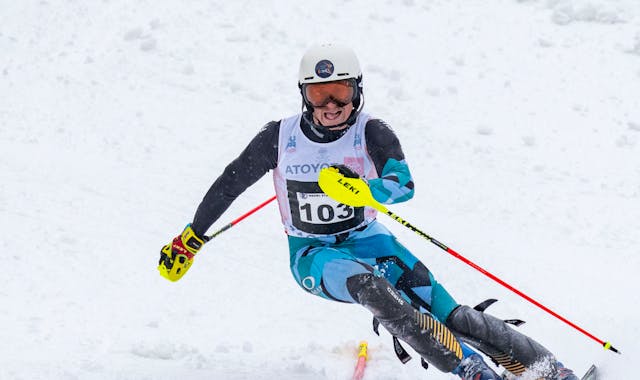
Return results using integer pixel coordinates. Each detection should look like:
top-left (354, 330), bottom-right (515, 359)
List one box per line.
top-left (332, 164), bottom-right (360, 179)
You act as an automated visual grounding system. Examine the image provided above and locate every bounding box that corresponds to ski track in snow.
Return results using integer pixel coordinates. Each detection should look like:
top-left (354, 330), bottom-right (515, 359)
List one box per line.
top-left (1, 0), bottom-right (638, 379)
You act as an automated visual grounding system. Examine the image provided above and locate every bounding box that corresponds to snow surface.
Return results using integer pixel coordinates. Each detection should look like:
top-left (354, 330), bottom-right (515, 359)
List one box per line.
top-left (1, 0), bottom-right (639, 379)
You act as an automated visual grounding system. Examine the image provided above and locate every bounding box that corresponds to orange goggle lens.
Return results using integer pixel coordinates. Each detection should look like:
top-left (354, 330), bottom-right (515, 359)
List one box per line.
top-left (303, 80), bottom-right (356, 107)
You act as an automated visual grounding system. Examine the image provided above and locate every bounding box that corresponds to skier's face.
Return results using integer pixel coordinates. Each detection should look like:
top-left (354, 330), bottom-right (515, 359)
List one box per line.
top-left (312, 100), bottom-right (354, 129)
top-left (304, 79), bottom-right (356, 129)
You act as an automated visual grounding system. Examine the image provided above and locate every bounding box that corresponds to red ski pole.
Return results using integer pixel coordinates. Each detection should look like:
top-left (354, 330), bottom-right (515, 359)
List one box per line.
top-left (352, 341), bottom-right (368, 380)
top-left (318, 167), bottom-right (620, 354)
top-left (205, 195), bottom-right (277, 241)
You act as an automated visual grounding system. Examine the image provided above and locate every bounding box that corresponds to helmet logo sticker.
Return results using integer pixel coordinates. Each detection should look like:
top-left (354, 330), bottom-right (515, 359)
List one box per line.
top-left (315, 60), bottom-right (334, 78)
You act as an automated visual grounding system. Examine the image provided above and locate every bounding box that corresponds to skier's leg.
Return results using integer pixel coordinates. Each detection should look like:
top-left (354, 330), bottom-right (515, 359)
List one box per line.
top-left (347, 272), bottom-right (510, 379)
top-left (345, 272), bottom-right (463, 372)
top-left (344, 225), bottom-right (501, 378)
top-left (446, 305), bottom-right (579, 379)
top-left (344, 222), bottom-right (577, 379)
top-left (287, 228), bottom-right (501, 378)
top-left (375, 253), bottom-right (460, 321)
top-left (289, 236), bottom-right (372, 302)
top-left (345, 222), bottom-right (459, 321)
top-left (289, 238), bottom-right (477, 375)
top-left (372, 245), bottom-right (579, 379)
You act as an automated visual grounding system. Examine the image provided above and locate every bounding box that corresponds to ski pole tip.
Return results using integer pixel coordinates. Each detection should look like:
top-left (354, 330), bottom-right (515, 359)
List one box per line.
top-left (603, 341), bottom-right (620, 354)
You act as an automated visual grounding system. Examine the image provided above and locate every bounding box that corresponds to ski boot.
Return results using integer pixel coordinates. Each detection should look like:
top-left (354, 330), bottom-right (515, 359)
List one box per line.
top-left (452, 353), bottom-right (502, 380)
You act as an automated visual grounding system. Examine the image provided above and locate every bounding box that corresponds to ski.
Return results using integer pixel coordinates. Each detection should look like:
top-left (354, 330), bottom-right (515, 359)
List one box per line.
top-left (581, 365), bottom-right (597, 380)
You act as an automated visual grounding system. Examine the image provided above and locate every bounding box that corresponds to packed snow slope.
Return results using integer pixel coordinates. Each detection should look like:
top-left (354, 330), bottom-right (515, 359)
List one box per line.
top-left (1, 0), bottom-right (639, 379)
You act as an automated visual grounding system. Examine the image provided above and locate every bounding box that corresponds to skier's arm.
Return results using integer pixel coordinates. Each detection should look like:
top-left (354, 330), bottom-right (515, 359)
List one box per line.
top-left (157, 121), bottom-right (280, 282)
top-left (191, 121), bottom-right (280, 237)
top-left (364, 119), bottom-right (414, 204)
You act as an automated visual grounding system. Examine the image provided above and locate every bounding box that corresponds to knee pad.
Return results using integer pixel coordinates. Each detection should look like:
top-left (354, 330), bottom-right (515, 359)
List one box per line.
top-left (378, 259), bottom-right (459, 321)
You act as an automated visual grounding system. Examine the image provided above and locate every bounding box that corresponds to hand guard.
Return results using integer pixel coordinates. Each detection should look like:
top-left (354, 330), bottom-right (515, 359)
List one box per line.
top-left (158, 224), bottom-right (206, 282)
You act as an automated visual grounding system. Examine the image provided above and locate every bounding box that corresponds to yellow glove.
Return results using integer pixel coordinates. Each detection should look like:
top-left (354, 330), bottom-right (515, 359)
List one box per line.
top-left (158, 224), bottom-right (206, 282)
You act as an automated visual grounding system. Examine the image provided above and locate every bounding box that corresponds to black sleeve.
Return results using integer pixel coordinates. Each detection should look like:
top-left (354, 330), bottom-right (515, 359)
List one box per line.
top-left (364, 118), bottom-right (406, 176)
top-left (191, 121), bottom-right (280, 237)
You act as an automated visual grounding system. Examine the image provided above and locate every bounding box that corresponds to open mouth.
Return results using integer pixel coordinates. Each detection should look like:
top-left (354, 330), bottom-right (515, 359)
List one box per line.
top-left (323, 110), bottom-right (342, 121)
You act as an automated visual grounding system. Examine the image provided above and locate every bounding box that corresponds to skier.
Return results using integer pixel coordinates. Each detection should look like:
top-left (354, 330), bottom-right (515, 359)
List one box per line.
top-left (159, 43), bottom-right (579, 380)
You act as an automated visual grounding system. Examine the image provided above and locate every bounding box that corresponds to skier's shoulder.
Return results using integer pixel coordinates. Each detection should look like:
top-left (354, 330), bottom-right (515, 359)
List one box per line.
top-left (363, 116), bottom-right (399, 147)
top-left (258, 119), bottom-right (281, 137)
top-left (243, 119), bottom-right (281, 161)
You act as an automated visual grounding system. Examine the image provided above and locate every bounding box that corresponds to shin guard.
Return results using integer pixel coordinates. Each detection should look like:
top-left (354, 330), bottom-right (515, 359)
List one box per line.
top-left (446, 305), bottom-right (559, 377)
top-left (347, 273), bottom-right (463, 373)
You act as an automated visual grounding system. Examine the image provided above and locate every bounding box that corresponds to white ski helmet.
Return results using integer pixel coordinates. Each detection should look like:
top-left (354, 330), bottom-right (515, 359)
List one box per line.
top-left (298, 43), bottom-right (365, 128)
top-left (298, 43), bottom-right (362, 85)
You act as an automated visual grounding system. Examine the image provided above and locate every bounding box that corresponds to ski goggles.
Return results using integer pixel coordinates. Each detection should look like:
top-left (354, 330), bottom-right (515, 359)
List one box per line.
top-left (302, 79), bottom-right (357, 107)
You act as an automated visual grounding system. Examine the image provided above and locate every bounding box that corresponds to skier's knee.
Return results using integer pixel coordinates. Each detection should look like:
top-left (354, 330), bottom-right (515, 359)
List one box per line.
top-left (320, 259), bottom-right (371, 302)
top-left (346, 273), bottom-right (399, 307)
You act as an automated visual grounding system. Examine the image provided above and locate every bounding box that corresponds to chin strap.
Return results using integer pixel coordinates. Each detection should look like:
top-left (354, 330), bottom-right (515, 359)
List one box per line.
top-left (301, 110), bottom-right (350, 140)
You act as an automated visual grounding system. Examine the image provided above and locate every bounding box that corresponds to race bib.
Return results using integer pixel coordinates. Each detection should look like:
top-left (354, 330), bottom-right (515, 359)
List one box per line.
top-left (287, 180), bottom-right (364, 234)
